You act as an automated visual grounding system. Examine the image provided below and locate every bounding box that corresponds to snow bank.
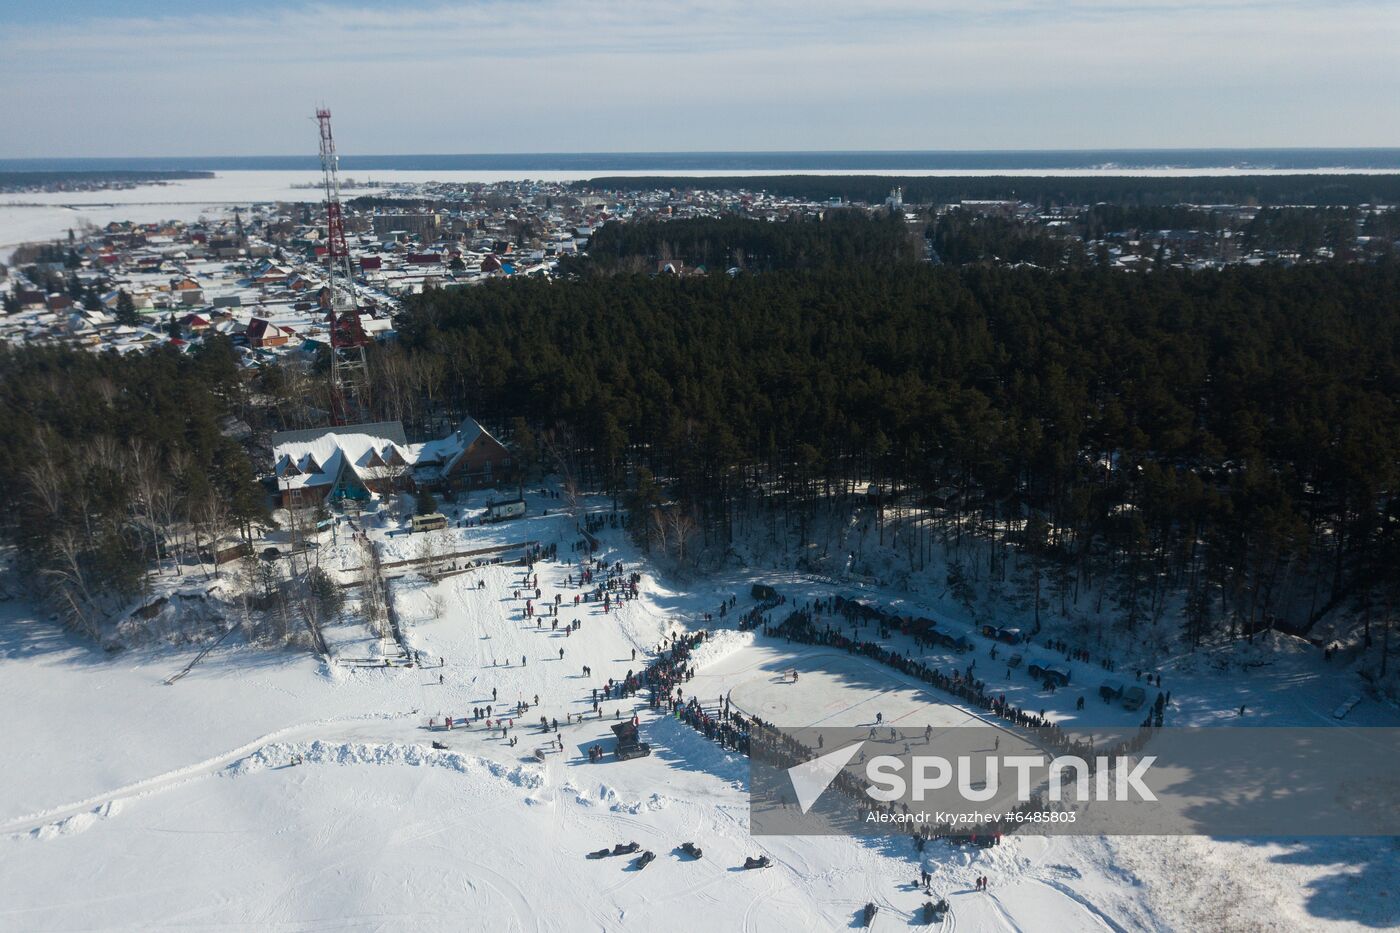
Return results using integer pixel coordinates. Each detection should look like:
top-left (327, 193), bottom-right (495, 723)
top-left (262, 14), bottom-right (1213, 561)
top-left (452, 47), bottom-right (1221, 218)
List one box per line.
top-left (687, 629), bottom-right (754, 671)
top-left (28, 800), bottom-right (123, 841)
top-left (226, 740), bottom-right (544, 790)
top-left (646, 715), bottom-right (749, 787)
top-left (573, 783), bottom-right (671, 814)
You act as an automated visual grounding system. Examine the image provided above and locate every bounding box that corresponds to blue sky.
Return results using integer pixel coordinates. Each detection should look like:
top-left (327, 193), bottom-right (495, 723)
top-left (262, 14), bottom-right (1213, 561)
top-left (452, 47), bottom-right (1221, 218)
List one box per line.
top-left (0, 1), bottom-right (1396, 157)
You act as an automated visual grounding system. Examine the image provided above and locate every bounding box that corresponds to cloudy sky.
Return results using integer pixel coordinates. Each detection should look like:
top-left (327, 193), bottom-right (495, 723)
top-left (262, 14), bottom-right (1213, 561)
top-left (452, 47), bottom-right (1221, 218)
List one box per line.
top-left (1, 0), bottom-right (1396, 157)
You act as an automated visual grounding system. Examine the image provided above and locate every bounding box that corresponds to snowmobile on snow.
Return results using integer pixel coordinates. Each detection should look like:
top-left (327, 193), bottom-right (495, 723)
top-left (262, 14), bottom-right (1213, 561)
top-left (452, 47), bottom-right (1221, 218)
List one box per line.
top-left (742, 855), bottom-right (771, 870)
top-left (431, 740), bottom-right (449, 750)
top-left (613, 841), bottom-right (640, 856)
top-left (861, 902), bottom-right (879, 926)
top-left (634, 850), bottom-right (656, 869)
top-left (679, 841), bottom-right (703, 859)
top-left (586, 848), bottom-right (612, 859)
top-left (922, 899), bottom-right (949, 923)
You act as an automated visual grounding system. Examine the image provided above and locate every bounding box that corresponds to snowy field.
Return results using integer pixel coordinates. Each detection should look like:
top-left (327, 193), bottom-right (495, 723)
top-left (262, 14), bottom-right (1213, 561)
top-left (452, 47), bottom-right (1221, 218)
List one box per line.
top-left (1, 491), bottom-right (1398, 930)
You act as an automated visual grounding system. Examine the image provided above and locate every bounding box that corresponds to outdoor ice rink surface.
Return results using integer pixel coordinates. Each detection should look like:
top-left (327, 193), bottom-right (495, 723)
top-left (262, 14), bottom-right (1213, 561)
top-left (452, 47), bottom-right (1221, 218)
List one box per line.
top-left (700, 640), bottom-right (992, 731)
top-left (696, 640), bottom-right (1044, 821)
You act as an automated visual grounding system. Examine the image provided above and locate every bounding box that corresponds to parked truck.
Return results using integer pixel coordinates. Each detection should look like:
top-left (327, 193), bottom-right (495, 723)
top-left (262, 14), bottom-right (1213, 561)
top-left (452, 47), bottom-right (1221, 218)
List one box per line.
top-left (485, 498), bottom-right (527, 523)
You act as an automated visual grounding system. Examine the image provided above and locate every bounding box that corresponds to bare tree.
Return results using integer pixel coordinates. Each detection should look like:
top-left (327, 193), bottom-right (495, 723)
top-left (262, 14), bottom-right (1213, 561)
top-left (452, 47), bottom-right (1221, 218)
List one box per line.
top-left (193, 494), bottom-right (232, 580)
top-left (356, 532), bottom-right (389, 641)
top-left (541, 426), bottom-right (584, 521)
top-left (42, 529), bottom-right (103, 638)
top-left (665, 506), bottom-right (698, 566)
top-left (650, 507), bottom-right (669, 556)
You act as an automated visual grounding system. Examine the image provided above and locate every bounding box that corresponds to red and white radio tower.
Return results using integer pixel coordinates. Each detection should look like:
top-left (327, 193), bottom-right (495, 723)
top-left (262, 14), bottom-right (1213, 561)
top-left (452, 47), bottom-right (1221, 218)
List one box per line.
top-left (316, 107), bottom-right (370, 425)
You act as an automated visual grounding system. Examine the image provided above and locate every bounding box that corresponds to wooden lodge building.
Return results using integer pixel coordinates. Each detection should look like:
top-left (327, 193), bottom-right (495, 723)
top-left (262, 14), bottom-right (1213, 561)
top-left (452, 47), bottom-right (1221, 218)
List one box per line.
top-left (270, 417), bottom-right (511, 509)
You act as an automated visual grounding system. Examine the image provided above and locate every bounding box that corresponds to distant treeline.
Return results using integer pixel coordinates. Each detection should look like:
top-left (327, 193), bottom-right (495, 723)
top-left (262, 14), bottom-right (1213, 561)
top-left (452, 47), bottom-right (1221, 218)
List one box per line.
top-left (346, 196), bottom-right (446, 210)
top-left (0, 170), bottom-right (213, 190)
top-left (400, 262), bottom-right (1400, 643)
top-left (570, 211), bottom-right (921, 273)
top-left (575, 174), bottom-right (1400, 207)
top-left (932, 204), bottom-right (1400, 266)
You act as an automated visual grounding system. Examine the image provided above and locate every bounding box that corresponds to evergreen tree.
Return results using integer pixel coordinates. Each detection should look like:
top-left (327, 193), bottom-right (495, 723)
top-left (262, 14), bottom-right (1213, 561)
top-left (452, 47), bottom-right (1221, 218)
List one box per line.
top-left (115, 289), bottom-right (139, 326)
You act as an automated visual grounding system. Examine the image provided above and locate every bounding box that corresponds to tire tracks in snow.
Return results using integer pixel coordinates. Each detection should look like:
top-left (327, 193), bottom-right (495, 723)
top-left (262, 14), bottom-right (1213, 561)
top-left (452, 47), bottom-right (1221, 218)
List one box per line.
top-left (1030, 876), bottom-right (1128, 932)
top-left (984, 891), bottom-right (1025, 933)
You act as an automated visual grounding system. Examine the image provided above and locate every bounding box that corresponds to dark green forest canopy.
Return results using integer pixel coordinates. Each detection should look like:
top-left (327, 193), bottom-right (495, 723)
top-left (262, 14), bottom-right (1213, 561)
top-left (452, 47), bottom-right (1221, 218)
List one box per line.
top-left (574, 174), bottom-right (1400, 207)
top-left (399, 262), bottom-right (1400, 625)
top-left (0, 337), bottom-right (265, 601)
top-left (574, 211), bottom-right (922, 273)
top-left (2, 254), bottom-right (1397, 636)
top-left (400, 263), bottom-right (1400, 479)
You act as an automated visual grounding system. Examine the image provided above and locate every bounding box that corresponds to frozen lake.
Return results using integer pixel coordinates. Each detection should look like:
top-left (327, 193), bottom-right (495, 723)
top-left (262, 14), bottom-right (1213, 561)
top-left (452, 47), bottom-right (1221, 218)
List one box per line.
top-left (7, 165), bottom-right (1400, 263)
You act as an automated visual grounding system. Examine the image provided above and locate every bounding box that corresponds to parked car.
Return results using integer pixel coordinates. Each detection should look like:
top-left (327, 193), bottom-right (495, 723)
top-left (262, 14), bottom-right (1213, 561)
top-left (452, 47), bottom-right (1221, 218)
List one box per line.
top-left (1121, 685), bottom-right (1147, 711)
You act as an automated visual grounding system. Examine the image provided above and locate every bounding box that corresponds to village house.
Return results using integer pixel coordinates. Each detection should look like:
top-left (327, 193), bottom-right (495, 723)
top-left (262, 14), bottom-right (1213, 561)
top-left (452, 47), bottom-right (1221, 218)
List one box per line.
top-left (245, 317), bottom-right (290, 348)
top-left (411, 417), bottom-right (511, 492)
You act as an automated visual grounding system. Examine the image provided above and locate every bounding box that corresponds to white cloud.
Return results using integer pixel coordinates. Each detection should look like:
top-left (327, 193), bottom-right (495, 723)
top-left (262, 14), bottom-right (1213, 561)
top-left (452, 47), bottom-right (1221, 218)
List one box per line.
top-left (1, 0), bottom-right (1396, 154)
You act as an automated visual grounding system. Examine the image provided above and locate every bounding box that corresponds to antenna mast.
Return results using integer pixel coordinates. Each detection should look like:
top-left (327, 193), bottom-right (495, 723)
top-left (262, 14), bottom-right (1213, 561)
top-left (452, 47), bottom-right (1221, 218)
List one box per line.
top-left (316, 107), bottom-right (370, 425)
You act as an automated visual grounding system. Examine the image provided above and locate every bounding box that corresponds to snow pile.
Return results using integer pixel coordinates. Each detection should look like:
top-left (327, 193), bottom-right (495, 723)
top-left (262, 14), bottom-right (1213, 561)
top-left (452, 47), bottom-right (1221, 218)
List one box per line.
top-left (609, 790), bottom-right (671, 815)
top-left (647, 715), bottom-right (748, 787)
top-left (114, 591), bottom-right (231, 646)
top-left (687, 629), bottom-right (754, 671)
top-left (227, 740), bottom-right (544, 789)
top-left (28, 801), bottom-right (123, 841)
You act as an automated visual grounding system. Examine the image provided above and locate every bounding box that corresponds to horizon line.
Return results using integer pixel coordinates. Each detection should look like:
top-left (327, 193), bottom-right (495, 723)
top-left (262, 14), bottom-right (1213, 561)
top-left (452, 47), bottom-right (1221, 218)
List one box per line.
top-left (4, 146), bottom-right (1400, 164)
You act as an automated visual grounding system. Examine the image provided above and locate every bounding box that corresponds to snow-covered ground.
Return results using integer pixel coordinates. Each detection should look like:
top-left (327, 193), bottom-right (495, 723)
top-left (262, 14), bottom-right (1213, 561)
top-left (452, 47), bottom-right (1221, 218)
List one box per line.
top-left (1, 490), bottom-right (1396, 930)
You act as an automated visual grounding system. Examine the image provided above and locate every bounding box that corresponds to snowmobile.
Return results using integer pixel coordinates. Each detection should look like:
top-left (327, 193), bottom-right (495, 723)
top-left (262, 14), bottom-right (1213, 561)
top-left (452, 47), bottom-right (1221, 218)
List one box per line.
top-left (679, 841), bottom-right (703, 859)
top-left (861, 902), bottom-right (879, 926)
top-left (586, 848), bottom-right (612, 860)
top-left (634, 850), bottom-right (656, 869)
top-left (431, 740), bottom-right (449, 750)
top-left (742, 855), bottom-right (771, 870)
top-left (922, 899), bottom-right (948, 924)
top-left (613, 841), bottom-right (640, 856)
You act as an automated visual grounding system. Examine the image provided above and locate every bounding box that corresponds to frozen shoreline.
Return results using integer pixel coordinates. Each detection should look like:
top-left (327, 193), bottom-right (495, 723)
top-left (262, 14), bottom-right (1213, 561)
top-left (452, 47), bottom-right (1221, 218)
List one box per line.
top-left (6, 166), bottom-right (1400, 264)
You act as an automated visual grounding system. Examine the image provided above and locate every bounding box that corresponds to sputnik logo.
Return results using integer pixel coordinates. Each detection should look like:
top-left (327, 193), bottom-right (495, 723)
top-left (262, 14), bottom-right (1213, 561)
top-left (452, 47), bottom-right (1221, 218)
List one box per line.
top-left (786, 742), bottom-right (865, 813)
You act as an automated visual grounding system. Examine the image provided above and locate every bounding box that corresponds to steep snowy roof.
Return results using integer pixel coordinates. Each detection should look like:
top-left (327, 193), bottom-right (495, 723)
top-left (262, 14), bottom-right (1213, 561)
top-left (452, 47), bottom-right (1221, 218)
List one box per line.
top-left (411, 417), bottom-right (501, 474)
top-left (271, 422), bottom-right (412, 490)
